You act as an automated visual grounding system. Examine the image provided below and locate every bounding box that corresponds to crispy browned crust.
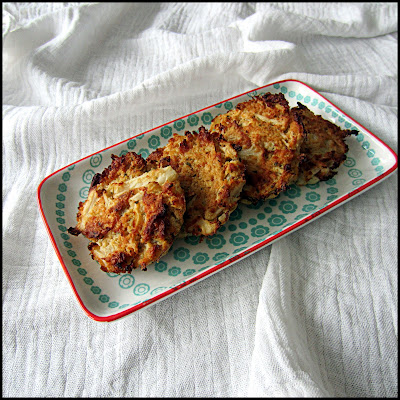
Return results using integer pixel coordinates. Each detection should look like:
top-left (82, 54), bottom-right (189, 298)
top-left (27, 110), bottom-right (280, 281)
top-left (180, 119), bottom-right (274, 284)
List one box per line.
top-left (210, 92), bottom-right (305, 203)
top-left (70, 152), bottom-right (147, 240)
top-left (90, 151), bottom-right (147, 192)
top-left (147, 126), bottom-right (246, 237)
top-left (68, 152), bottom-right (186, 273)
top-left (293, 102), bottom-right (358, 185)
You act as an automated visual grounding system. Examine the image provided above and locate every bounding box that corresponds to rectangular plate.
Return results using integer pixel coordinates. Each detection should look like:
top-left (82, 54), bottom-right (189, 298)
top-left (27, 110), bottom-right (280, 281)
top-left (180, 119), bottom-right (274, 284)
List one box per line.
top-left (37, 79), bottom-right (398, 322)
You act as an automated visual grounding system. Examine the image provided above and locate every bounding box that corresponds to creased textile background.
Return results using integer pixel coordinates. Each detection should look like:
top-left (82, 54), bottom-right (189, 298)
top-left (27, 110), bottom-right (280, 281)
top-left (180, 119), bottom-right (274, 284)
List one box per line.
top-left (2, 2), bottom-right (398, 397)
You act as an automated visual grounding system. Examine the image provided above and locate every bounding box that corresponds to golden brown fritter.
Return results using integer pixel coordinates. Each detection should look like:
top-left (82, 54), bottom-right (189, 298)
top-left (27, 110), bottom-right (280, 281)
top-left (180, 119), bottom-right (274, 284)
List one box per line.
top-left (210, 92), bottom-right (305, 203)
top-left (293, 102), bottom-right (358, 185)
top-left (146, 126), bottom-right (246, 237)
top-left (68, 152), bottom-right (186, 273)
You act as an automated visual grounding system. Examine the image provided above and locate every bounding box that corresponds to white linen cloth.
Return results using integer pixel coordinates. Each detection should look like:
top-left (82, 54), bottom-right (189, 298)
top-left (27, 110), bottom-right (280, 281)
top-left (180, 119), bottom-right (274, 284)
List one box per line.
top-left (3, 2), bottom-right (398, 397)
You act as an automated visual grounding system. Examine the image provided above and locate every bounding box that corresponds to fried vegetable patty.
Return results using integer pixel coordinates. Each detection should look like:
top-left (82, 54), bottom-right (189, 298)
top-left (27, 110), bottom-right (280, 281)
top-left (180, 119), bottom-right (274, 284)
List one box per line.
top-left (68, 152), bottom-right (186, 273)
top-left (210, 93), bottom-right (305, 203)
top-left (147, 126), bottom-right (246, 237)
top-left (293, 102), bottom-right (358, 185)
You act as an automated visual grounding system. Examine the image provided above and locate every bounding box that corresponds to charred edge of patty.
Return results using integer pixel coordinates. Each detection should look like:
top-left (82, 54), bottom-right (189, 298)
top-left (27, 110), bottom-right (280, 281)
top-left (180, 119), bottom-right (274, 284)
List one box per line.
top-left (295, 102), bottom-right (359, 184)
top-left (298, 153), bottom-right (308, 166)
top-left (290, 107), bottom-right (304, 127)
top-left (67, 226), bottom-right (81, 236)
top-left (295, 111), bottom-right (308, 168)
top-left (261, 92), bottom-right (290, 109)
top-left (93, 152), bottom-right (147, 190)
top-left (183, 125), bottom-right (226, 149)
top-left (90, 173), bottom-right (102, 189)
top-left (245, 180), bottom-right (292, 204)
top-left (235, 92), bottom-right (289, 112)
top-left (296, 102), bottom-right (359, 139)
top-left (67, 151), bottom-right (147, 237)
top-left (90, 245), bottom-right (136, 274)
top-left (147, 126), bottom-right (232, 165)
top-left (296, 102), bottom-right (308, 111)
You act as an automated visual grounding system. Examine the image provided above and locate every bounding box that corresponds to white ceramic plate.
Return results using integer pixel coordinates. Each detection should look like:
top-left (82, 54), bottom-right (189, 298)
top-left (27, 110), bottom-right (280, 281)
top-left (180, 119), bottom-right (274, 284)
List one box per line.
top-left (37, 79), bottom-right (398, 322)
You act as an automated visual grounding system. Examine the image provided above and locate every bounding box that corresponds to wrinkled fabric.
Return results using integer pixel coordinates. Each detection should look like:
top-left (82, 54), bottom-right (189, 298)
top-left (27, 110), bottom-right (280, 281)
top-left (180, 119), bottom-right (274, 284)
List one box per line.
top-left (2, 2), bottom-right (398, 397)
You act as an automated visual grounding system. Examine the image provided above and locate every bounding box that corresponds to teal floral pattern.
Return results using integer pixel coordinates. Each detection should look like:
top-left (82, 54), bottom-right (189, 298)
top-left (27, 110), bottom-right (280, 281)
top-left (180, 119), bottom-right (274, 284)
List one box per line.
top-left (155, 261), bottom-right (168, 272)
top-left (82, 170), bottom-right (95, 184)
top-left (90, 154), bottom-right (102, 168)
top-left (127, 139), bottom-right (137, 149)
top-left (193, 252), bottom-right (209, 264)
top-left (151, 287), bottom-right (167, 295)
top-left (161, 126), bottom-right (172, 139)
top-left (367, 149), bottom-right (375, 158)
top-left (83, 277), bottom-right (93, 285)
top-left (229, 232), bottom-right (249, 246)
top-left (201, 112), bottom-right (213, 125)
top-left (213, 252), bottom-right (229, 262)
top-left (278, 201), bottom-right (298, 214)
top-left (325, 178), bottom-right (336, 186)
top-left (91, 286), bottom-right (101, 295)
top-left (305, 192), bottom-right (321, 202)
top-left (138, 148), bottom-right (149, 158)
top-left (302, 204), bottom-right (317, 212)
top-left (251, 225), bottom-right (269, 237)
top-left (173, 119), bottom-right (185, 131)
top-left (267, 214), bottom-right (287, 226)
top-left (283, 185), bottom-right (301, 199)
top-left (133, 283), bottom-right (150, 296)
top-left (62, 172), bottom-right (70, 182)
top-left (348, 169), bottom-right (362, 178)
top-left (371, 158), bottom-right (380, 166)
top-left (229, 207), bottom-right (243, 221)
top-left (148, 135), bottom-right (161, 149)
top-left (187, 114), bottom-right (199, 126)
top-left (168, 267), bottom-right (181, 276)
top-left (352, 179), bottom-right (366, 186)
top-left (173, 247), bottom-right (190, 262)
top-left (99, 294), bottom-right (109, 303)
top-left (119, 274), bottom-right (135, 289)
top-left (206, 234), bottom-right (226, 249)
